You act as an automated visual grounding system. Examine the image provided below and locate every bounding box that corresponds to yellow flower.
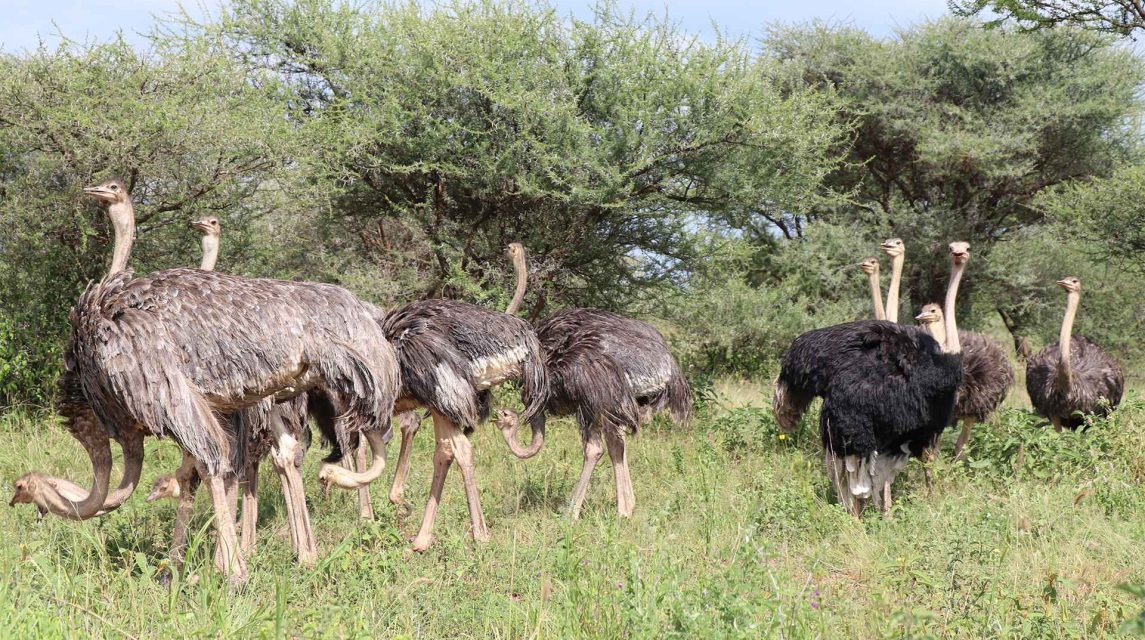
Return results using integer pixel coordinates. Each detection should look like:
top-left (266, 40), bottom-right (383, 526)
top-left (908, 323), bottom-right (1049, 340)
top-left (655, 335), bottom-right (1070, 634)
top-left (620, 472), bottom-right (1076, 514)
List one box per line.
top-left (778, 434), bottom-right (787, 441)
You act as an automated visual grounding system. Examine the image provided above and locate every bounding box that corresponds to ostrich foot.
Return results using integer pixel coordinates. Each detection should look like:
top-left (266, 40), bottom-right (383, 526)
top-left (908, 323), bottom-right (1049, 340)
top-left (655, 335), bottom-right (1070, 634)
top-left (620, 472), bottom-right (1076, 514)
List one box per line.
top-left (411, 533), bottom-right (435, 553)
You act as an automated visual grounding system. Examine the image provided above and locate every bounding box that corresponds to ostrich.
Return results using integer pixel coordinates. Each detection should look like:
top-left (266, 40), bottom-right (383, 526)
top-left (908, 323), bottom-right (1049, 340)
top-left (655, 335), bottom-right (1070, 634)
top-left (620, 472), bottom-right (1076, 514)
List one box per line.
top-left (915, 304), bottom-right (1014, 458)
top-left (499, 308), bottom-right (691, 518)
top-left (879, 238), bottom-right (905, 323)
top-left (858, 257), bottom-right (886, 320)
top-left (146, 216), bottom-right (330, 565)
top-left (775, 242), bottom-right (968, 516)
top-left (1026, 277), bottom-right (1124, 431)
top-left (9, 178), bottom-right (400, 583)
top-left (369, 242), bottom-right (547, 552)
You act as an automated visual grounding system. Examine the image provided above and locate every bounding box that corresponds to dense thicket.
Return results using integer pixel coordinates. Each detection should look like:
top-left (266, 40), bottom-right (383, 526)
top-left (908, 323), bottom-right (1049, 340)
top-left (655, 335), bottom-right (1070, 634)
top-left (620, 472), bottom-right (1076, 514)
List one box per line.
top-left (0, 1), bottom-right (1141, 406)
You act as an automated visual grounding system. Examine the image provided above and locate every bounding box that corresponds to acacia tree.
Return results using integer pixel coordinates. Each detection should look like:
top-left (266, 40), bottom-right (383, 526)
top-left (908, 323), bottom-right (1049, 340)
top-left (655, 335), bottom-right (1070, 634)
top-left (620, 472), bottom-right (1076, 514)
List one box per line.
top-left (187, 0), bottom-right (846, 314)
top-left (0, 38), bottom-right (292, 406)
top-left (951, 0), bottom-right (1145, 36)
top-left (760, 19), bottom-right (1143, 345)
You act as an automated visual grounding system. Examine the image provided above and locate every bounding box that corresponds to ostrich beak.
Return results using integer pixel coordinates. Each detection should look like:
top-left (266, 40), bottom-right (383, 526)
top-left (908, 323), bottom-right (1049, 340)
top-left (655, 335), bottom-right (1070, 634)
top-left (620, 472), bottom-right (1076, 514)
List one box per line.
top-left (82, 186), bottom-right (112, 197)
top-left (190, 219), bottom-right (210, 233)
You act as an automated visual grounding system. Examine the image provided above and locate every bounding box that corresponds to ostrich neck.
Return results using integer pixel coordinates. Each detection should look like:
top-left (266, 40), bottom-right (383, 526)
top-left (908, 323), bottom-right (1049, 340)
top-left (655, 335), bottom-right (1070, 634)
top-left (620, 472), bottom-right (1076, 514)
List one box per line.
top-left (942, 263), bottom-right (964, 354)
top-left (505, 251), bottom-right (527, 315)
top-left (867, 270), bottom-right (886, 320)
top-left (200, 236), bottom-right (219, 271)
top-left (107, 201), bottom-right (135, 276)
top-left (885, 254), bottom-right (904, 323)
top-left (1057, 291), bottom-right (1080, 388)
top-left (924, 317), bottom-right (947, 346)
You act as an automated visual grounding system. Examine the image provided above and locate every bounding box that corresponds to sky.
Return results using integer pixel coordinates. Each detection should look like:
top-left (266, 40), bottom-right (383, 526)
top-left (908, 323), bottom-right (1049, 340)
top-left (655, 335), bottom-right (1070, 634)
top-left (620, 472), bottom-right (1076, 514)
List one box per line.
top-left (2, 0), bottom-right (953, 53)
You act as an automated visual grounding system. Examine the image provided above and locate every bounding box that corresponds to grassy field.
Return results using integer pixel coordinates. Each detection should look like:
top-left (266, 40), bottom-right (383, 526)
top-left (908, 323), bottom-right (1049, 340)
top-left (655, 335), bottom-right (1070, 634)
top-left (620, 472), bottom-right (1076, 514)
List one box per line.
top-left (0, 380), bottom-right (1143, 639)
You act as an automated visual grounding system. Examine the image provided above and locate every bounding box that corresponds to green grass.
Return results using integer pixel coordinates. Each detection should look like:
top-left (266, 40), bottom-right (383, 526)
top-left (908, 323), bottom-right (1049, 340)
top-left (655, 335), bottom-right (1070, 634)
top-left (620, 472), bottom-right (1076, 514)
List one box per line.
top-left (1, 382), bottom-right (1144, 639)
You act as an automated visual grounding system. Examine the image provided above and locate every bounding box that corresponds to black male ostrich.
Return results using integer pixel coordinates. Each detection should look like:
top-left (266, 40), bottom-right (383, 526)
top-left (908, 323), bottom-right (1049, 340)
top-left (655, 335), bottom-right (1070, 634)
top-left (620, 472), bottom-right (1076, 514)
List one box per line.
top-left (498, 308), bottom-right (691, 518)
top-left (915, 304), bottom-right (1014, 458)
top-left (774, 242), bottom-right (969, 516)
top-left (1026, 277), bottom-right (1123, 431)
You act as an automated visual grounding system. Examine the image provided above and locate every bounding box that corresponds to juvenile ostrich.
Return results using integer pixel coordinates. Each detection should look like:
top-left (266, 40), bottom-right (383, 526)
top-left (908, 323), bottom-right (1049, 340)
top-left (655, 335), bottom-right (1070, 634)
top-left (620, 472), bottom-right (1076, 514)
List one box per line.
top-left (775, 242), bottom-right (968, 516)
top-left (915, 304), bottom-right (1014, 458)
top-left (501, 308), bottom-right (691, 518)
top-left (9, 179), bottom-right (400, 583)
top-left (1026, 277), bottom-right (1123, 430)
top-left (858, 257), bottom-right (886, 320)
top-left (879, 238), bottom-right (906, 323)
top-left (376, 242), bottom-right (547, 551)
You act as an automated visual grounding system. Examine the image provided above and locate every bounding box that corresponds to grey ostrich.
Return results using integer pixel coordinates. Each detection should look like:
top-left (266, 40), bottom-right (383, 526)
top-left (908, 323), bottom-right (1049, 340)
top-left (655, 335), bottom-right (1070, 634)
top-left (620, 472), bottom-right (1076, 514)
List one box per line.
top-left (1026, 277), bottom-right (1124, 431)
top-left (915, 304), bottom-right (1014, 458)
top-left (373, 242), bottom-right (546, 551)
top-left (775, 243), bottom-right (968, 516)
top-left (146, 216), bottom-right (327, 565)
top-left (858, 257), bottom-right (886, 320)
top-left (499, 307), bottom-right (691, 519)
top-left (879, 238), bottom-right (906, 323)
top-left (9, 178), bottom-right (400, 583)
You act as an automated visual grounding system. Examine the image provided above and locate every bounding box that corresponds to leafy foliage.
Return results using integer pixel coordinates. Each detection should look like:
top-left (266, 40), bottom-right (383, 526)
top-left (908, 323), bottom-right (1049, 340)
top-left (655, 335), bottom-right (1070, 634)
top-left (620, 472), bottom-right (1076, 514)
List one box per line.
top-left (952, 0), bottom-right (1145, 36)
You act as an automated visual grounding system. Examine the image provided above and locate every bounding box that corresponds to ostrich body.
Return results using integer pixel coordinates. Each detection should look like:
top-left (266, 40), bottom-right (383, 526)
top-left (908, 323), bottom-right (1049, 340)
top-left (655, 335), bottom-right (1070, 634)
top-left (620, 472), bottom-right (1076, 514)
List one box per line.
top-left (505, 307), bottom-right (691, 518)
top-left (380, 243), bottom-right (548, 551)
top-left (774, 243), bottom-right (968, 516)
top-left (915, 304), bottom-right (1014, 458)
top-left (9, 179), bottom-right (400, 583)
top-left (1026, 277), bottom-right (1123, 431)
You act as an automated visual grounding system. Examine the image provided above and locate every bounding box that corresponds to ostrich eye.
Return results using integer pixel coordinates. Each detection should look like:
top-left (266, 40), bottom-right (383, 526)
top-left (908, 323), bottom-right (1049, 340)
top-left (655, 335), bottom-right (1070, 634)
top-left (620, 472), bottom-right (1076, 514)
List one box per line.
top-left (109, 184), bottom-right (119, 191)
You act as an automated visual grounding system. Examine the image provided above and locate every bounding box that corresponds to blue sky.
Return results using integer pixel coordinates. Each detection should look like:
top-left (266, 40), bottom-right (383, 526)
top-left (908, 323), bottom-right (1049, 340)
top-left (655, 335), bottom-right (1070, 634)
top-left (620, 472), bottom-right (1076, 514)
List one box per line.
top-left (2, 0), bottom-right (952, 52)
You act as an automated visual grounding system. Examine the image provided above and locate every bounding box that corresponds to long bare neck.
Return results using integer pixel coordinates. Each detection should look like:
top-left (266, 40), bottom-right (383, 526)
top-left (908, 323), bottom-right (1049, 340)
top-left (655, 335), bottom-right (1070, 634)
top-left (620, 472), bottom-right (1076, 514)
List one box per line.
top-left (505, 250), bottom-right (527, 315)
top-left (1057, 291), bottom-right (1080, 387)
top-left (867, 270), bottom-right (886, 320)
top-left (924, 318), bottom-right (947, 346)
top-left (886, 254), bottom-right (904, 323)
top-left (108, 201), bottom-right (135, 276)
top-left (942, 263), bottom-right (964, 354)
top-left (200, 235), bottom-right (219, 271)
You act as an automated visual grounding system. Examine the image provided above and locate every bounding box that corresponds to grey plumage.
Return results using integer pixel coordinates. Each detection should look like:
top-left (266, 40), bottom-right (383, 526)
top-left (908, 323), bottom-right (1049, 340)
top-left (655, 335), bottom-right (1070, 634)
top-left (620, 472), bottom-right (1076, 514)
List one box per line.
top-left (527, 307), bottom-right (691, 518)
top-left (1026, 277), bottom-right (1123, 431)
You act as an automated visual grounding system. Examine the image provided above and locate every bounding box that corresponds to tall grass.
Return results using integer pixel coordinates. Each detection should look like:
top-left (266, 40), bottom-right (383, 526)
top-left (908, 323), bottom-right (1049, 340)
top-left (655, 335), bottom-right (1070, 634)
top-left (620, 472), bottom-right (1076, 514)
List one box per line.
top-left (0, 383), bottom-right (1143, 638)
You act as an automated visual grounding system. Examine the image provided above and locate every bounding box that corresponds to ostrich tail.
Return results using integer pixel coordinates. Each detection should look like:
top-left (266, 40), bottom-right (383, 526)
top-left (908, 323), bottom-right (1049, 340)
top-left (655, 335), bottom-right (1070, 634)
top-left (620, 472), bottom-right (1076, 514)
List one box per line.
top-left (665, 361), bottom-right (692, 427)
top-left (310, 338), bottom-right (398, 439)
top-left (773, 377), bottom-right (812, 433)
top-left (518, 332), bottom-right (550, 426)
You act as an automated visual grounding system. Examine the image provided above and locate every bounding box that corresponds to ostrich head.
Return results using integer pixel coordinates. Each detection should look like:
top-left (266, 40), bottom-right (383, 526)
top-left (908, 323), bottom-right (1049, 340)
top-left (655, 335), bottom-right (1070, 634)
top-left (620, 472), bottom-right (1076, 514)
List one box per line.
top-left (82, 178), bottom-right (129, 205)
top-left (858, 257), bottom-right (880, 275)
top-left (949, 241), bottom-right (970, 265)
top-left (914, 303), bottom-right (943, 325)
top-left (190, 216), bottom-right (221, 238)
top-left (146, 474), bottom-right (181, 502)
top-left (879, 238), bottom-right (904, 258)
top-left (8, 473), bottom-right (39, 507)
top-left (1056, 276), bottom-right (1081, 293)
top-left (507, 242), bottom-right (525, 260)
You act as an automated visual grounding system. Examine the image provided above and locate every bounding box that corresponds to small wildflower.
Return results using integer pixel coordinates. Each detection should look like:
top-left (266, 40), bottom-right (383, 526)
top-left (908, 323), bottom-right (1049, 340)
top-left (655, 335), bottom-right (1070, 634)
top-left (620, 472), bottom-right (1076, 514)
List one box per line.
top-left (778, 434), bottom-right (787, 441)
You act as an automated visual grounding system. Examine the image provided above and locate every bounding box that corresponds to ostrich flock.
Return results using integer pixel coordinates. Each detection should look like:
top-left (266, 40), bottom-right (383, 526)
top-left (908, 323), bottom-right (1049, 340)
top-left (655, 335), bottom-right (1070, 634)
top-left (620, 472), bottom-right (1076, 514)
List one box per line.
top-left (7, 179), bottom-right (1125, 584)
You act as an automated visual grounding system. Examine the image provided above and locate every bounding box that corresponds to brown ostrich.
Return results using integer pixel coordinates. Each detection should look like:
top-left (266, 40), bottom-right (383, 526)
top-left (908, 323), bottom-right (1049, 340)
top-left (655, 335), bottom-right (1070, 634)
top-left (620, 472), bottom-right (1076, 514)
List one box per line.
top-left (1026, 277), bottom-right (1123, 431)
top-left (915, 303), bottom-right (1014, 458)
top-left (362, 242), bottom-right (546, 551)
top-left (9, 178), bottom-right (399, 583)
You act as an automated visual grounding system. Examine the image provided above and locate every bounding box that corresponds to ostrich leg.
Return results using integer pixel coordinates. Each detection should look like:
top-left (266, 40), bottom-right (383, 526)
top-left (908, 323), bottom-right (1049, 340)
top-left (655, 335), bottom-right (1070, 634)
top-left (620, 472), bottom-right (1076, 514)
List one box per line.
top-left (389, 411), bottom-right (422, 505)
top-left (1051, 417), bottom-right (1064, 433)
top-left (952, 417), bottom-right (978, 460)
top-left (239, 461), bottom-right (259, 554)
top-left (569, 430), bottom-right (604, 519)
top-left (411, 412), bottom-right (456, 552)
top-left (200, 466), bottom-right (246, 584)
top-left (449, 420), bottom-right (489, 543)
top-left (354, 444), bottom-right (375, 520)
top-left (269, 423), bottom-right (317, 565)
top-left (603, 431), bottom-right (635, 517)
top-left (168, 453), bottom-right (201, 577)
